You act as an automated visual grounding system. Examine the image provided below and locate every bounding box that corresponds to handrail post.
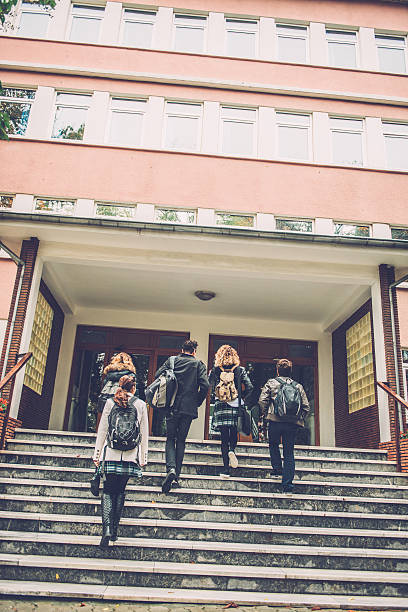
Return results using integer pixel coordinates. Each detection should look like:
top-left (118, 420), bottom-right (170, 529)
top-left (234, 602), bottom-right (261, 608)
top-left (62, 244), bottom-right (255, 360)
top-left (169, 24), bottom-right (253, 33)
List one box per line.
top-left (377, 381), bottom-right (407, 472)
top-left (0, 352), bottom-right (32, 449)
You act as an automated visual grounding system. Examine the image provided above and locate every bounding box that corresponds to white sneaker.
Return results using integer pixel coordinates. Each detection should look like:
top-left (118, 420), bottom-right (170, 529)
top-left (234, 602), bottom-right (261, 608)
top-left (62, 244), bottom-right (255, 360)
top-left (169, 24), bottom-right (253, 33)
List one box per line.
top-left (228, 451), bottom-right (238, 469)
top-left (219, 472), bottom-right (230, 479)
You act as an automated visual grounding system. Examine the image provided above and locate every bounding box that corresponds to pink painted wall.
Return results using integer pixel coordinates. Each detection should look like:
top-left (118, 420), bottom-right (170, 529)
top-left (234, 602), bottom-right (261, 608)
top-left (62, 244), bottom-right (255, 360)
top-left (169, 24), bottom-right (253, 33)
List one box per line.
top-left (398, 289), bottom-right (408, 348)
top-left (0, 259), bottom-right (16, 319)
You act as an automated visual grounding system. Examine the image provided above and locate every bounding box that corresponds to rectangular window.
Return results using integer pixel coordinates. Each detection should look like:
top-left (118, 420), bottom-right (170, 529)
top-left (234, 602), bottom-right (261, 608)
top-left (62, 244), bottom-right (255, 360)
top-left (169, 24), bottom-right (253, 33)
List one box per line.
top-left (391, 227), bottom-right (408, 240)
top-left (18, 1), bottom-right (51, 37)
top-left (70, 4), bottom-right (105, 44)
top-left (24, 292), bottom-right (54, 395)
top-left (276, 24), bottom-right (308, 63)
top-left (52, 92), bottom-right (91, 140)
top-left (276, 218), bottom-right (313, 232)
top-left (382, 122), bottom-right (408, 171)
top-left (155, 208), bottom-right (196, 224)
top-left (95, 202), bottom-right (135, 218)
top-left (174, 14), bottom-right (207, 53)
top-left (330, 117), bottom-right (364, 166)
top-left (109, 98), bottom-right (146, 146)
top-left (346, 312), bottom-right (375, 413)
top-left (225, 18), bottom-right (258, 58)
top-left (121, 9), bottom-right (155, 48)
top-left (0, 195), bottom-right (14, 208)
top-left (164, 101), bottom-right (202, 151)
top-left (35, 198), bottom-right (75, 215)
top-left (326, 29), bottom-right (357, 68)
top-left (376, 34), bottom-right (406, 74)
top-left (221, 106), bottom-right (257, 156)
top-left (334, 223), bottom-right (370, 237)
top-left (403, 349), bottom-right (408, 399)
top-left (215, 212), bottom-right (255, 228)
top-left (0, 87), bottom-right (35, 136)
top-left (276, 112), bottom-right (310, 161)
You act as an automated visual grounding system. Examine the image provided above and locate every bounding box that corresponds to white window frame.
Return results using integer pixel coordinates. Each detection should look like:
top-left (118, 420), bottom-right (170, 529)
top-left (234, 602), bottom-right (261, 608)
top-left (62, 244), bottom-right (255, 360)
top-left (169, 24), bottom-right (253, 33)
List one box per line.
top-left (172, 12), bottom-right (208, 54)
top-left (382, 121), bottom-right (408, 171)
top-left (0, 87), bottom-right (36, 137)
top-left (219, 106), bottom-right (258, 157)
top-left (224, 17), bottom-right (259, 58)
top-left (106, 97), bottom-right (147, 147)
top-left (17, 1), bottom-right (51, 38)
top-left (375, 33), bottom-right (407, 74)
top-left (120, 7), bottom-right (156, 49)
top-left (330, 116), bottom-right (366, 167)
top-left (326, 28), bottom-right (359, 69)
top-left (163, 101), bottom-right (203, 152)
top-left (50, 91), bottom-right (92, 140)
top-left (276, 23), bottom-right (309, 64)
top-left (68, 4), bottom-right (105, 44)
top-left (275, 111), bottom-right (312, 162)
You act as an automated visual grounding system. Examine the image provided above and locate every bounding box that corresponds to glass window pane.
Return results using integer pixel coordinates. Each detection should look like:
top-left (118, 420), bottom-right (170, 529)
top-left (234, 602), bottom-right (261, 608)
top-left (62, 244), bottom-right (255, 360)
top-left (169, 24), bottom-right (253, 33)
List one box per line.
top-left (35, 199), bottom-right (75, 214)
top-left (0, 102), bottom-right (31, 135)
top-left (166, 102), bottom-right (201, 116)
top-left (276, 219), bottom-right (313, 232)
top-left (70, 16), bottom-right (101, 43)
top-left (327, 30), bottom-right (356, 42)
top-left (288, 343), bottom-right (314, 358)
top-left (175, 14), bottom-right (206, 26)
top-left (227, 30), bottom-right (256, 57)
top-left (330, 117), bottom-right (363, 130)
top-left (276, 112), bottom-right (309, 126)
top-left (391, 228), bottom-right (408, 240)
top-left (175, 25), bottom-right (205, 53)
top-left (159, 334), bottom-right (187, 348)
top-left (1, 88), bottom-right (35, 99)
top-left (376, 35), bottom-right (405, 46)
top-left (383, 122), bottom-right (408, 135)
top-left (165, 115), bottom-right (199, 149)
top-left (0, 195), bottom-right (13, 208)
top-left (278, 125), bottom-right (309, 159)
top-left (95, 203), bottom-right (134, 218)
top-left (109, 112), bottom-right (143, 145)
top-left (18, 11), bottom-right (49, 37)
top-left (222, 107), bottom-right (256, 121)
top-left (277, 24), bottom-right (307, 36)
top-left (278, 35), bottom-right (307, 62)
top-left (334, 223), bottom-right (370, 237)
top-left (222, 120), bottom-right (254, 155)
top-left (328, 41), bottom-right (356, 68)
top-left (378, 46), bottom-right (406, 73)
top-left (155, 208), bottom-right (196, 223)
top-left (52, 106), bottom-right (86, 140)
top-left (385, 136), bottom-right (408, 170)
top-left (226, 19), bottom-right (257, 31)
top-left (332, 131), bottom-right (363, 165)
top-left (215, 213), bottom-right (254, 227)
top-left (56, 93), bottom-right (91, 106)
top-left (123, 20), bottom-right (153, 48)
top-left (111, 98), bottom-right (146, 111)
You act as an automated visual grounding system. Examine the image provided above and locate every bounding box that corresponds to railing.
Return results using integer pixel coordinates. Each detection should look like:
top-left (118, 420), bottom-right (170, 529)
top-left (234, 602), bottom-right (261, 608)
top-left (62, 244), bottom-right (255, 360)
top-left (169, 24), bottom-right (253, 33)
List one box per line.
top-left (377, 381), bottom-right (408, 472)
top-left (0, 352), bottom-right (32, 449)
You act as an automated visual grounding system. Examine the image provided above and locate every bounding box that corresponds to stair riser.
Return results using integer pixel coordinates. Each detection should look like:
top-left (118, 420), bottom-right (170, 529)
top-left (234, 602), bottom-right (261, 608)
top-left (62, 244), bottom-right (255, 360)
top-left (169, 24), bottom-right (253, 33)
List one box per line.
top-left (0, 540), bottom-right (405, 572)
top-left (1, 566), bottom-right (406, 597)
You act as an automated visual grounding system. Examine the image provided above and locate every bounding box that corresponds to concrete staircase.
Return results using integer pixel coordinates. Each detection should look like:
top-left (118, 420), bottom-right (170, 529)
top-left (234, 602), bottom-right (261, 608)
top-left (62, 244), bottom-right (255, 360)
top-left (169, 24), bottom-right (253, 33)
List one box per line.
top-left (0, 428), bottom-right (407, 608)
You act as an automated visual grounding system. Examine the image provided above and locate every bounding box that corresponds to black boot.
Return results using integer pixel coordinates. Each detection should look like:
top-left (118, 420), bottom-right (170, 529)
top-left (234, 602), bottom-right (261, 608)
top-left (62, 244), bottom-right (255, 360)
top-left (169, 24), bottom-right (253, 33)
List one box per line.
top-left (111, 492), bottom-right (125, 542)
top-left (100, 492), bottom-right (114, 548)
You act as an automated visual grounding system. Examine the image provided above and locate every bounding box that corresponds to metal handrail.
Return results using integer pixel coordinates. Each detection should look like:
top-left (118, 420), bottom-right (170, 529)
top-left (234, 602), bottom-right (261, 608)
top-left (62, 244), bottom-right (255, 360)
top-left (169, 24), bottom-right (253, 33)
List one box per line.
top-left (377, 381), bottom-right (408, 472)
top-left (0, 352), bottom-right (32, 449)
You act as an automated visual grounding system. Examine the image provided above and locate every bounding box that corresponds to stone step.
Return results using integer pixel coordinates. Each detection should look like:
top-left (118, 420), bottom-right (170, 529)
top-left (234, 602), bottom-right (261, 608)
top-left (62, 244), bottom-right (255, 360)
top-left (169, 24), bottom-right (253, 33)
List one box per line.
top-left (2, 494), bottom-right (407, 531)
top-left (1, 463), bottom-right (407, 498)
top-left (13, 429), bottom-right (390, 461)
top-left (6, 439), bottom-right (397, 472)
top-left (1, 580), bottom-right (407, 610)
top-left (1, 511), bottom-right (407, 549)
top-left (1, 553), bottom-right (407, 596)
top-left (1, 530), bottom-right (406, 572)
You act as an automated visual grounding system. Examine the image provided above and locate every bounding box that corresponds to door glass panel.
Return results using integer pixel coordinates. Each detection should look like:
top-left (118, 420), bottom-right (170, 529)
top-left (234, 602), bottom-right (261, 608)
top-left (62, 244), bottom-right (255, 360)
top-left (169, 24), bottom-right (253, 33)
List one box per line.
top-left (288, 343), bottom-right (314, 359)
top-left (246, 361), bottom-right (277, 442)
top-left (150, 354), bottom-right (170, 436)
top-left (68, 350), bottom-right (105, 432)
top-left (128, 353), bottom-right (150, 401)
top-left (158, 335), bottom-right (186, 349)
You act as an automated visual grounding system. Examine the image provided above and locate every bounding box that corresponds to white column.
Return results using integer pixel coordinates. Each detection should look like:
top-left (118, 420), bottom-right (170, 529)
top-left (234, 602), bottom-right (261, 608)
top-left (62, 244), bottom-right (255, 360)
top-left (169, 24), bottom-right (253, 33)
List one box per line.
top-left (258, 106), bottom-right (275, 159)
top-left (48, 0), bottom-right (71, 40)
top-left (136, 203), bottom-right (155, 222)
top-left (49, 314), bottom-right (77, 430)
top-left (309, 22), bottom-right (328, 66)
top-left (144, 96), bottom-right (165, 149)
top-left (202, 101), bottom-right (219, 154)
top-left (371, 280), bottom-right (391, 442)
top-left (318, 332), bottom-right (335, 446)
top-left (84, 91), bottom-right (110, 144)
top-left (153, 6), bottom-right (172, 50)
top-left (197, 208), bottom-right (215, 226)
top-left (25, 86), bottom-right (55, 139)
top-left (372, 223), bottom-right (392, 239)
top-left (188, 327), bottom-right (210, 440)
top-left (313, 112), bottom-right (330, 164)
top-left (12, 194), bottom-right (34, 213)
top-left (359, 27), bottom-right (378, 71)
top-left (76, 199), bottom-right (95, 218)
top-left (256, 213), bottom-right (275, 231)
top-left (207, 12), bottom-right (224, 56)
top-left (315, 218), bottom-right (334, 235)
top-left (100, 2), bottom-right (122, 46)
top-left (259, 17), bottom-right (275, 61)
top-left (366, 116), bottom-right (386, 169)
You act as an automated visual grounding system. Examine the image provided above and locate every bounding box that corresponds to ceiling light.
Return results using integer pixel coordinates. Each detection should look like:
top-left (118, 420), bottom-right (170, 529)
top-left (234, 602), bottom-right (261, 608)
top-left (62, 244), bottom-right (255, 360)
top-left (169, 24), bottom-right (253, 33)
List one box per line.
top-left (194, 290), bottom-right (216, 301)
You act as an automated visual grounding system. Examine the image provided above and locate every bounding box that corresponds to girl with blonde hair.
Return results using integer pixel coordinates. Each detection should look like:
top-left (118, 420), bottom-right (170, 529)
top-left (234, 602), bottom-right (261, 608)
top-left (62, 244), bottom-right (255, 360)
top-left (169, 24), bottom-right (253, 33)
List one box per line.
top-left (97, 352), bottom-right (137, 420)
top-left (208, 345), bottom-right (253, 477)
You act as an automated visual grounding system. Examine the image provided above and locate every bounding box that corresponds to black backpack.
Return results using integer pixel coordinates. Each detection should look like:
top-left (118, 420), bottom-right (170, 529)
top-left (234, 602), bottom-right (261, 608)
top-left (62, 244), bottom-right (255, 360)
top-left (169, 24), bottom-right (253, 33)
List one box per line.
top-left (145, 356), bottom-right (178, 412)
top-left (107, 397), bottom-right (141, 451)
top-left (274, 377), bottom-right (302, 418)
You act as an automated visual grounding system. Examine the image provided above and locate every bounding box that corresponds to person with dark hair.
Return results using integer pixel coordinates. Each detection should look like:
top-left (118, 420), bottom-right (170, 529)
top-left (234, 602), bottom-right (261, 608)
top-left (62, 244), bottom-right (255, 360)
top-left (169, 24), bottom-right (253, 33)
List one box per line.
top-left (96, 352), bottom-right (137, 428)
top-left (258, 358), bottom-right (309, 493)
top-left (93, 374), bottom-right (148, 547)
top-left (155, 339), bottom-right (209, 493)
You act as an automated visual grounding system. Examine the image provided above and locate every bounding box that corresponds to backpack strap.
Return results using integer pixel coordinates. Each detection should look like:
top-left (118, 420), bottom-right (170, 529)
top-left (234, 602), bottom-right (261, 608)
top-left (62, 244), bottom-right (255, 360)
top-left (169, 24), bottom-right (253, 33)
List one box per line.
top-left (169, 356), bottom-right (176, 370)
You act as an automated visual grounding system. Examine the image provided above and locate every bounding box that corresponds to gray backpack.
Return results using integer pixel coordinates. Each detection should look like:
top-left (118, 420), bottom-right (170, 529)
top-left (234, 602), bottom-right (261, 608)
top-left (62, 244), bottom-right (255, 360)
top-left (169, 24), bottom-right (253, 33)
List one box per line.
top-left (274, 377), bottom-right (302, 418)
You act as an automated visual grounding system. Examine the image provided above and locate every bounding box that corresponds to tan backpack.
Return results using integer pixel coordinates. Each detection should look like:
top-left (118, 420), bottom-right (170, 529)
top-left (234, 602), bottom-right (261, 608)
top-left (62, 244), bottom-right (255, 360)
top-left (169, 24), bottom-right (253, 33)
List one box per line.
top-left (215, 365), bottom-right (238, 402)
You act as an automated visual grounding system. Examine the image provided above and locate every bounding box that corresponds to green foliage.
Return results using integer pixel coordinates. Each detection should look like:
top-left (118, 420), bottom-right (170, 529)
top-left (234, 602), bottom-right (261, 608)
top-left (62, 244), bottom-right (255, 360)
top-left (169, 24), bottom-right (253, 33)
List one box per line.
top-left (56, 123), bottom-right (85, 140)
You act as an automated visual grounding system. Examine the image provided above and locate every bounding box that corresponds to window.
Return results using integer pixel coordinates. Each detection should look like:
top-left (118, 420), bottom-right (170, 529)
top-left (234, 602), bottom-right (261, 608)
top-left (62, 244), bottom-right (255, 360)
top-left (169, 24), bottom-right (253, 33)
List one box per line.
top-left (376, 34), bottom-right (406, 74)
top-left (155, 208), bottom-right (196, 224)
top-left (35, 198), bottom-right (75, 215)
top-left (276, 218), bottom-right (313, 232)
top-left (403, 349), bottom-right (408, 399)
top-left (334, 223), bottom-right (370, 237)
top-left (164, 101), bottom-right (202, 151)
top-left (0, 87), bottom-right (35, 136)
top-left (391, 227), bottom-right (408, 240)
top-left (69, 5), bottom-right (105, 44)
top-left (121, 9), bottom-right (155, 48)
top-left (215, 212), bottom-right (255, 228)
top-left (0, 195), bottom-right (14, 208)
top-left (109, 98), bottom-right (146, 146)
top-left (330, 117), bottom-right (364, 166)
top-left (382, 122), bottom-right (408, 171)
top-left (24, 292), bottom-right (53, 395)
top-left (346, 312), bottom-right (375, 414)
top-left (225, 18), bottom-right (258, 58)
top-left (95, 203), bottom-right (135, 218)
top-left (326, 29), bottom-right (357, 68)
top-left (276, 112), bottom-right (310, 160)
top-left (52, 92), bottom-right (91, 140)
top-left (221, 107), bottom-right (257, 156)
top-left (276, 24), bottom-right (308, 63)
top-left (18, 1), bottom-right (51, 37)
top-left (174, 14), bottom-right (207, 53)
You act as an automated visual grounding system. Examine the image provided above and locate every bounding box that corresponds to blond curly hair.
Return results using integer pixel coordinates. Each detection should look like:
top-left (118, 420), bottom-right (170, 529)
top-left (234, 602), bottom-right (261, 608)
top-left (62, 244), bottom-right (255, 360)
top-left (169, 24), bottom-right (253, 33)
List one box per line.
top-left (214, 344), bottom-right (240, 368)
top-left (104, 352), bottom-right (136, 375)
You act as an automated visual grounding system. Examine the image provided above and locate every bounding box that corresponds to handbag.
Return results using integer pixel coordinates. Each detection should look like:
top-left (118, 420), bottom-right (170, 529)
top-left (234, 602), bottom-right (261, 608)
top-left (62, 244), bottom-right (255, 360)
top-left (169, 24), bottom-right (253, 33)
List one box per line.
top-left (237, 403), bottom-right (251, 436)
top-left (90, 446), bottom-right (106, 497)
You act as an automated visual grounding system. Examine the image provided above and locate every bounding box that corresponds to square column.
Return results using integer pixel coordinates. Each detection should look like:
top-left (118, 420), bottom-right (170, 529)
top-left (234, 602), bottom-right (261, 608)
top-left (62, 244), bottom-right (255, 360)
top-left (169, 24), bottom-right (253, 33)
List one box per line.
top-left (100, 2), bottom-right (122, 46)
top-left (310, 22), bottom-right (328, 66)
top-left (207, 12), bottom-right (224, 56)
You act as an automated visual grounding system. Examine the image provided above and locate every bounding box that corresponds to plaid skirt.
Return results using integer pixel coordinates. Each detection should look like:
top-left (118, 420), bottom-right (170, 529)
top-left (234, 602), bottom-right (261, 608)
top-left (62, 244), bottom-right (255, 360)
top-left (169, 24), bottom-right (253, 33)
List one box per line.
top-left (212, 401), bottom-right (239, 430)
top-left (103, 460), bottom-right (142, 478)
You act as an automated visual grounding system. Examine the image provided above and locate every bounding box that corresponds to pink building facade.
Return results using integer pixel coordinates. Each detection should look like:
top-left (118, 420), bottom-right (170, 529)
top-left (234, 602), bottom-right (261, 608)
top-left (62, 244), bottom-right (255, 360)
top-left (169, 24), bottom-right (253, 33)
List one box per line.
top-left (0, 0), bottom-right (407, 448)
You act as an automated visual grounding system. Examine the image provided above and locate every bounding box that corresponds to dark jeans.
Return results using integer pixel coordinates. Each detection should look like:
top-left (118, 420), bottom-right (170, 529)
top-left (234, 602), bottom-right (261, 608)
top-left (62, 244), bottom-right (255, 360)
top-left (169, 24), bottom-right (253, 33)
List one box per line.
top-left (268, 420), bottom-right (298, 489)
top-left (103, 474), bottom-right (129, 494)
top-left (165, 412), bottom-right (193, 477)
top-left (219, 425), bottom-right (238, 470)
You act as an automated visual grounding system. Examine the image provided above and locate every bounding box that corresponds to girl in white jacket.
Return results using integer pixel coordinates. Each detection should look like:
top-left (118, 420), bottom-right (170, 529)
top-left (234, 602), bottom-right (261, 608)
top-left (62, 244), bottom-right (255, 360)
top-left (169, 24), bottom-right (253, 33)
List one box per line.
top-left (93, 374), bottom-right (148, 547)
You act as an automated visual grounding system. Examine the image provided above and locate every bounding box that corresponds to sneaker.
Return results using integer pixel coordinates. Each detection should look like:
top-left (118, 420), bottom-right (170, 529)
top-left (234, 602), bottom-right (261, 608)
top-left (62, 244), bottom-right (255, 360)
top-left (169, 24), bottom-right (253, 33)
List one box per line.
top-left (219, 471), bottom-right (230, 479)
top-left (161, 469), bottom-right (176, 494)
top-left (228, 450), bottom-right (238, 469)
top-left (171, 479), bottom-right (181, 489)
